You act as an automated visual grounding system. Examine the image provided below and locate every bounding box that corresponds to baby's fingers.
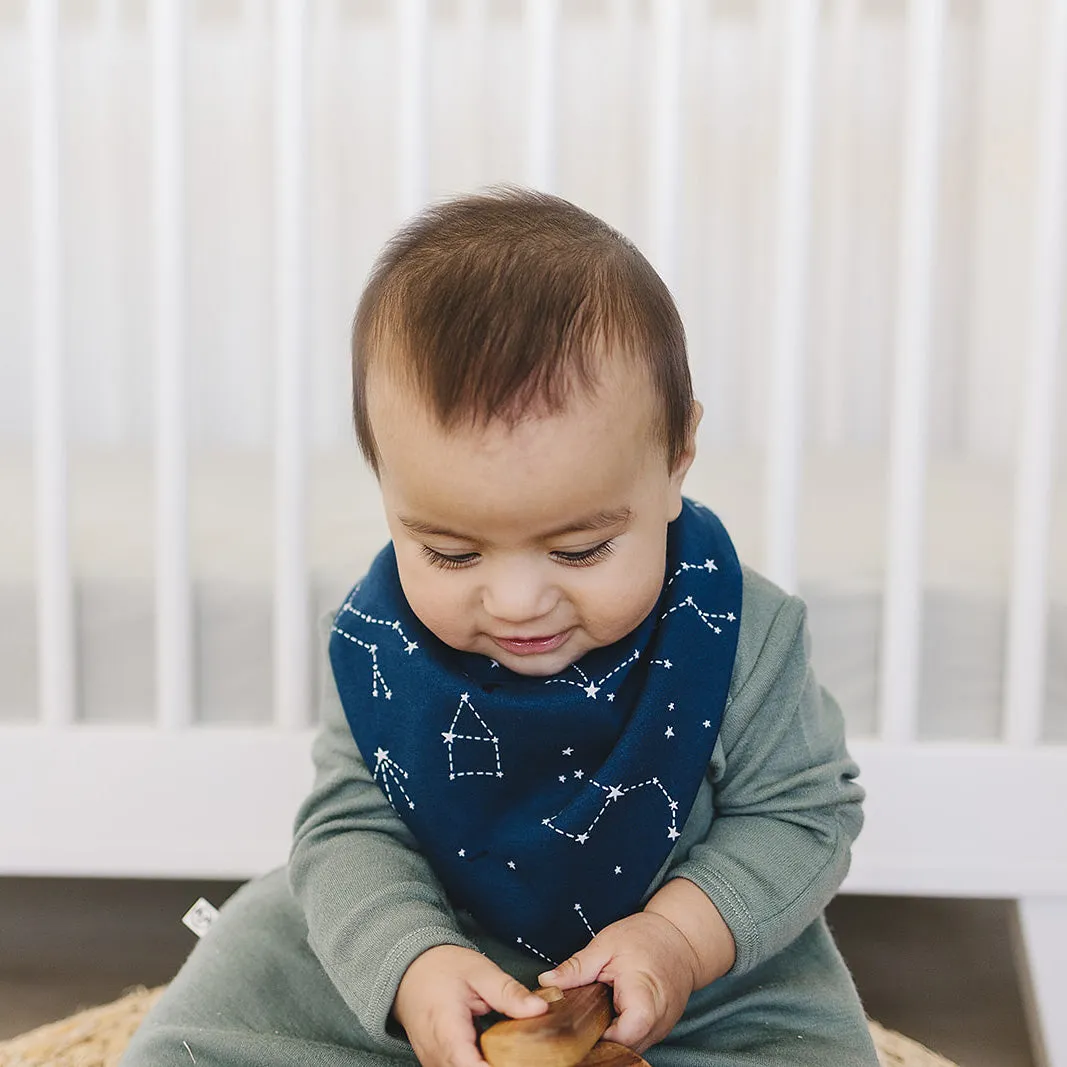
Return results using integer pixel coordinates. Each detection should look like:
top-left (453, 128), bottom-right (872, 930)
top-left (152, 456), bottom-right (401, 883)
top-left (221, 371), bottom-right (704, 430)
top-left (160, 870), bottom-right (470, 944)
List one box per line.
top-left (537, 944), bottom-right (611, 991)
top-left (422, 1011), bottom-right (486, 1067)
top-left (470, 964), bottom-right (548, 1020)
top-left (602, 981), bottom-right (660, 1053)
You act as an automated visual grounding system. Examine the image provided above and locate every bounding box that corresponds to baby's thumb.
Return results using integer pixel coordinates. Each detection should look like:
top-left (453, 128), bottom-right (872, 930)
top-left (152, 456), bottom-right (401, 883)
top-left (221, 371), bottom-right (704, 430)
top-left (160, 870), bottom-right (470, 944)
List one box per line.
top-left (483, 973), bottom-right (550, 1019)
top-left (537, 947), bottom-right (608, 991)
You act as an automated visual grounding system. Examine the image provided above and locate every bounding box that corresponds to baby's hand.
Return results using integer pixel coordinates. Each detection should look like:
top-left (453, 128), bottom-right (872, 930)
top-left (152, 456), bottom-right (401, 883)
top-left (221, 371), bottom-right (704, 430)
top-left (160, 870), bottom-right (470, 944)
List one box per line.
top-left (393, 945), bottom-right (547, 1067)
top-left (536, 912), bottom-right (698, 1054)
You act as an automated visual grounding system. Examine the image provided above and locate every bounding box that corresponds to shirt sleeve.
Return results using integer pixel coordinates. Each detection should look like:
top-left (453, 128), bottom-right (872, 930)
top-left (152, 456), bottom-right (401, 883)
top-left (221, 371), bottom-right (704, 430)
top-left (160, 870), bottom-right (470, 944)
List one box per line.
top-left (288, 615), bottom-right (478, 1047)
top-left (665, 566), bottom-right (865, 975)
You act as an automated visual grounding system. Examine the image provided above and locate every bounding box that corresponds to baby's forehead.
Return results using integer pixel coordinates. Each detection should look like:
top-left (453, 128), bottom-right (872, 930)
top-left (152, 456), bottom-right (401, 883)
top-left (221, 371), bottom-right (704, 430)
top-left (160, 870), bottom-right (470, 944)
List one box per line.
top-left (372, 349), bottom-right (657, 438)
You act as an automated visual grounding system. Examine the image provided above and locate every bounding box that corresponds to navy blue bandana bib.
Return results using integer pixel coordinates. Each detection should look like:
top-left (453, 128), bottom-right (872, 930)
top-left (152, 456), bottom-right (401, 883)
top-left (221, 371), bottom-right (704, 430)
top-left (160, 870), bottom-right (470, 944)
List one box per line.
top-left (330, 498), bottom-right (742, 966)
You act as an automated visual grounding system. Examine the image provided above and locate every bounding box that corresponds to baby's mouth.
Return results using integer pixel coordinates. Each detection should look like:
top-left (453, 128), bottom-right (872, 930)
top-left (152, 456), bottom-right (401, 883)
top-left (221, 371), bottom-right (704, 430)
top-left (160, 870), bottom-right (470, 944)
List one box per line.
top-left (491, 630), bottom-right (572, 656)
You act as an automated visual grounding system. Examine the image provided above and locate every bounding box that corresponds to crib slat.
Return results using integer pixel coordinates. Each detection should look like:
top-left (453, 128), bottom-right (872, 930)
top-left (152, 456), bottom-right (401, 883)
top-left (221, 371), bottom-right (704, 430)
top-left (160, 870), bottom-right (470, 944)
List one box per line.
top-left (152, 0), bottom-right (193, 730)
top-left (1004, 0), bottom-right (1067, 747)
top-left (398, 0), bottom-right (429, 219)
top-left (274, 0), bottom-right (310, 730)
top-left (817, 0), bottom-right (860, 448)
top-left (30, 0), bottom-right (75, 727)
top-left (526, 0), bottom-right (558, 192)
top-left (878, 0), bottom-right (945, 744)
top-left (764, 0), bottom-right (818, 595)
top-left (648, 0), bottom-right (683, 291)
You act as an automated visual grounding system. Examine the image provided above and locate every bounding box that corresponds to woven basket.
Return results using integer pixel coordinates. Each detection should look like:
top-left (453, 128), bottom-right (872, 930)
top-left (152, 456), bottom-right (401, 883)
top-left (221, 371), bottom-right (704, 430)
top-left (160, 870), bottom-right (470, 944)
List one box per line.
top-left (0, 986), bottom-right (960, 1067)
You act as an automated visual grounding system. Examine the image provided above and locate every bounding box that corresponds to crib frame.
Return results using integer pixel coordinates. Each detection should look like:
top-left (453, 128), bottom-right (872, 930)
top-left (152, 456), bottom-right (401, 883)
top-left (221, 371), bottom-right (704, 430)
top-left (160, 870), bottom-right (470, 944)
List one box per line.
top-left (2, 2), bottom-right (1066, 1066)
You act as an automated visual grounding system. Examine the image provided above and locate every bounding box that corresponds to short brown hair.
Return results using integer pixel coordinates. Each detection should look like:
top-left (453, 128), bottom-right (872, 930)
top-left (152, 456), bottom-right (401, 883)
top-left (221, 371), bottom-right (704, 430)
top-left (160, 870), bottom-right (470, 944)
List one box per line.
top-left (352, 187), bottom-right (693, 475)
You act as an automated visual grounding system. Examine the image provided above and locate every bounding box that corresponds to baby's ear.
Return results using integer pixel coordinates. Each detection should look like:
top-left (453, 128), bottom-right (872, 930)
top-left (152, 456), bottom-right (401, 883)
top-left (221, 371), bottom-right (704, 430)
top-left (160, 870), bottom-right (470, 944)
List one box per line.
top-left (668, 401), bottom-right (702, 502)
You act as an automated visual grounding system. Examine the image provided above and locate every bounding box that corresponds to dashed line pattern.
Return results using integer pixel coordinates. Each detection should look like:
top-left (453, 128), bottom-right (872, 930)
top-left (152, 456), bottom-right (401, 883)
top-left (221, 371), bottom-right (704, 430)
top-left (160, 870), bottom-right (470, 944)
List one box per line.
top-left (373, 748), bottom-right (415, 810)
top-left (443, 693), bottom-right (503, 780)
top-left (544, 649), bottom-right (641, 699)
top-left (541, 774), bottom-right (679, 843)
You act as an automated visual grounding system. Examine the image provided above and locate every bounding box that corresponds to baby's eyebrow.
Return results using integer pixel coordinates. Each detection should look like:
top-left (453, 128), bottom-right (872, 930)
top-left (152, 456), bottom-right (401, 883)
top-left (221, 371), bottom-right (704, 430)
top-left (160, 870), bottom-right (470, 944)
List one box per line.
top-left (397, 507), bottom-right (632, 542)
top-left (397, 516), bottom-right (472, 539)
top-left (538, 507), bottom-right (633, 539)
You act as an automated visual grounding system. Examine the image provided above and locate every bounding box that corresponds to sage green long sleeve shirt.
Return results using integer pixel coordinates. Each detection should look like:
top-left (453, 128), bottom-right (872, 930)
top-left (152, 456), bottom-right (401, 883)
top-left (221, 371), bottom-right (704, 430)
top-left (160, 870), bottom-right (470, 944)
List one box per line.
top-left (288, 564), bottom-right (864, 1045)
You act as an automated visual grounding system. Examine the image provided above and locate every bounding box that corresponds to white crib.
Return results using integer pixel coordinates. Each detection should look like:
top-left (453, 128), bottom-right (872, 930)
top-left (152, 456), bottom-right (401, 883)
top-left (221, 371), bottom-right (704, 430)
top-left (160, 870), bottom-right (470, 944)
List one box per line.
top-left (0, 1), bottom-right (1065, 1064)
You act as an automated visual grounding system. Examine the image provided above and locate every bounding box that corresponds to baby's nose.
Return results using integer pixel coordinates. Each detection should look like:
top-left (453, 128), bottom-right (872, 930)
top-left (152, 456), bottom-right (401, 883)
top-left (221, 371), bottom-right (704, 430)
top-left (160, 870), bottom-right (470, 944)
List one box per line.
top-left (482, 567), bottom-right (559, 624)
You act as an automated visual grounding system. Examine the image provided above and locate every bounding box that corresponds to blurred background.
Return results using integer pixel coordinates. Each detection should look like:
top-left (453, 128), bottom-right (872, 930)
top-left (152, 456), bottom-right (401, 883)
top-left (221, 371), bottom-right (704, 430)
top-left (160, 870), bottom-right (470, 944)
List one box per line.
top-left (1, 2), bottom-right (1066, 1066)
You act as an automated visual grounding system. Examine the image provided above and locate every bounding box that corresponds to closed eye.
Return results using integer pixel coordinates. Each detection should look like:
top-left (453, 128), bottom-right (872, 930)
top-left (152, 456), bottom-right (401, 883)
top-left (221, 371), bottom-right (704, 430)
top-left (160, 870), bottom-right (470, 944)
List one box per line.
top-left (551, 540), bottom-right (615, 567)
top-left (420, 545), bottom-right (480, 570)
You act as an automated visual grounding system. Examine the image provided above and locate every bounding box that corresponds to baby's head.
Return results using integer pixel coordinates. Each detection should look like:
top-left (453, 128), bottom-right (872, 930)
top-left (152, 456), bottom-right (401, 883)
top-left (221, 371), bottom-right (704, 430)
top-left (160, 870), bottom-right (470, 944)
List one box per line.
top-left (352, 188), bottom-right (700, 675)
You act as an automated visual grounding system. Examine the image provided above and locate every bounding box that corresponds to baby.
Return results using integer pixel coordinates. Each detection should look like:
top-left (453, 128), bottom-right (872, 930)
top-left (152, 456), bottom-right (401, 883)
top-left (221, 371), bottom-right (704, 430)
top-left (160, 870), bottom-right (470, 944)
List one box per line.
top-left (121, 189), bottom-right (878, 1067)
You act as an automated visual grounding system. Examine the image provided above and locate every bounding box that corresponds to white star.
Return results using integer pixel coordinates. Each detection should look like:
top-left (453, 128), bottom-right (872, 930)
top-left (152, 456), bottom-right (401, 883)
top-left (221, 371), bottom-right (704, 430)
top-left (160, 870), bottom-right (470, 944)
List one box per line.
top-left (392, 621), bottom-right (401, 630)
top-left (607, 693), bottom-right (615, 702)
top-left (665, 726), bottom-right (675, 738)
top-left (662, 659), bottom-right (673, 669)
top-left (652, 777), bottom-right (660, 785)
top-left (667, 702), bottom-right (675, 711)
top-left (667, 827), bottom-right (680, 840)
top-left (442, 731), bottom-right (456, 743)
top-left (573, 903), bottom-right (582, 911)
top-left (614, 865), bottom-right (622, 875)
top-left (541, 818), bottom-right (551, 826)
top-left (374, 747), bottom-right (389, 763)
top-left (405, 640), bottom-right (419, 654)
top-left (490, 660), bottom-right (499, 669)
top-left (491, 736), bottom-right (499, 744)
top-left (461, 692), bottom-right (470, 701)
top-left (507, 861), bottom-right (516, 870)
top-left (562, 747), bottom-right (574, 756)
top-left (727, 612), bottom-right (735, 622)
top-left (559, 775), bottom-right (567, 783)
top-left (385, 691), bottom-right (392, 700)
top-left (576, 833), bottom-right (589, 845)
top-left (607, 785), bottom-right (624, 800)
top-left (458, 848), bottom-right (466, 857)
top-left (669, 800), bottom-right (678, 811)
top-left (368, 643), bottom-right (378, 653)
top-left (703, 719), bottom-right (712, 728)
top-left (584, 682), bottom-right (600, 699)
top-left (714, 626), bottom-right (721, 634)
top-left (496, 771), bottom-right (504, 778)
top-left (574, 770), bottom-right (584, 779)
top-left (685, 595), bottom-right (694, 605)
top-left (704, 559), bottom-right (717, 571)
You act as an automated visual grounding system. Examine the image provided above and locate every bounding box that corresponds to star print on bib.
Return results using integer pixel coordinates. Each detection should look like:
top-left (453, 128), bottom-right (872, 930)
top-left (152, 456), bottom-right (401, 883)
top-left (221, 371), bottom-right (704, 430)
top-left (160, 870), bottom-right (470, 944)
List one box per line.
top-left (329, 498), bottom-right (742, 965)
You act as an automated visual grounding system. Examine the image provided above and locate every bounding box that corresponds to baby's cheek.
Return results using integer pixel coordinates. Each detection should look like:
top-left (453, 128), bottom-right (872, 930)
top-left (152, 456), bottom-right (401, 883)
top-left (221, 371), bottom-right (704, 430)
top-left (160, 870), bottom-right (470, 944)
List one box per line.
top-left (588, 572), bottom-right (660, 642)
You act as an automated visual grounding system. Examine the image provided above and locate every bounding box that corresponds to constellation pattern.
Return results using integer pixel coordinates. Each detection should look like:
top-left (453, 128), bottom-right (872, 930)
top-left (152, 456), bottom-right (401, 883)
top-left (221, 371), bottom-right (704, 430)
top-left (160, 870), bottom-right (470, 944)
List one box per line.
top-left (544, 649), bottom-right (641, 699)
top-left (661, 594), bottom-right (736, 635)
top-left (514, 936), bottom-right (556, 967)
top-left (340, 602), bottom-right (420, 655)
top-left (332, 593), bottom-right (421, 699)
top-left (515, 901), bottom-right (598, 966)
top-left (573, 902), bottom-right (595, 938)
top-left (443, 692), bottom-right (503, 780)
top-left (653, 559), bottom-right (738, 640)
top-left (331, 626), bottom-right (392, 699)
top-left (373, 747), bottom-right (415, 810)
top-left (541, 773), bottom-right (679, 844)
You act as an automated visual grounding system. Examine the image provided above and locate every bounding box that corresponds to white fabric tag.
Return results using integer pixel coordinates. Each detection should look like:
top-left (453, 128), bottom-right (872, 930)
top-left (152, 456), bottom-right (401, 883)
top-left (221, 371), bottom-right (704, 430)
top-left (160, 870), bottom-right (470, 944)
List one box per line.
top-left (181, 897), bottom-right (220, 938)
